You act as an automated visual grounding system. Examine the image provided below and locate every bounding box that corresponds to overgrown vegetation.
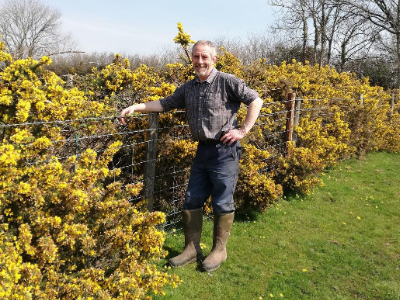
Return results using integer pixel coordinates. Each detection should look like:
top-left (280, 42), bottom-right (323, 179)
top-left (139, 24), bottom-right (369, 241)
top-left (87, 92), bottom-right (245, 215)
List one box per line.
top-left (0, 22), bottom-right (399, 299)
top-left (0, 39), bottom-right (180, 299)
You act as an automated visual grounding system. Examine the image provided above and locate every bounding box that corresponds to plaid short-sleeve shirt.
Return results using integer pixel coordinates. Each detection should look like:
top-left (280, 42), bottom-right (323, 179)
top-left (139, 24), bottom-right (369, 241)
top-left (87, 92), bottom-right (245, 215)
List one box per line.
top-left (159, 68), bottom-right (259, 141)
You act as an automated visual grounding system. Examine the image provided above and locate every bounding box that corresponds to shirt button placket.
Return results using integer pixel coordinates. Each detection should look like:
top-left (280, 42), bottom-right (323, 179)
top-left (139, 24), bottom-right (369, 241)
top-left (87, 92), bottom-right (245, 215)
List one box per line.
top-left (197, 83), bottom-right (204, 139)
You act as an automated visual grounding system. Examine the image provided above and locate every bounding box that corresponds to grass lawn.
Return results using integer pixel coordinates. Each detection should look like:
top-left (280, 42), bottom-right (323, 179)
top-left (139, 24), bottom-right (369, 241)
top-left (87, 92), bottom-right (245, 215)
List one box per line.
top-left (154, 151), bottom-right (400, 300)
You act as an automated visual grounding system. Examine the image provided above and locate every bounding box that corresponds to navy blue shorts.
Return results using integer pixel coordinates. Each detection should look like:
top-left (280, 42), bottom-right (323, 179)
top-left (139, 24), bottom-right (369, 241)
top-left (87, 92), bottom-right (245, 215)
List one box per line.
top-left (184, 141), bottom-right (243, 214)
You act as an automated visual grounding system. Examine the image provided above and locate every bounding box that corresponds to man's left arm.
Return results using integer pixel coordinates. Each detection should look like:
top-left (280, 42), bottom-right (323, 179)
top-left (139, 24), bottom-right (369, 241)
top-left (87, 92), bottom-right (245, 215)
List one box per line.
top-left (220, 97), bottom-right (263, 146)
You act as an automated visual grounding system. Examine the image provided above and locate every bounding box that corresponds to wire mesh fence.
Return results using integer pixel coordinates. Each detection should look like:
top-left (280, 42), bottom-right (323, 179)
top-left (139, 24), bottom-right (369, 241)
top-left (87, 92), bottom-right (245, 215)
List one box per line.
top-left (1, 95), bottom-right (397, 231)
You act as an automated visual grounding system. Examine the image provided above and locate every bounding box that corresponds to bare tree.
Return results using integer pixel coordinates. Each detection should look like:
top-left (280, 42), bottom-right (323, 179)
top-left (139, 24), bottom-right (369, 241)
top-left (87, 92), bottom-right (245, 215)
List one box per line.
top-left (0, 0), bottom-right (76, 59)
top-left (269, 0), bottom-right (382, 69)
top-left (338, 0), bottom-right (400, 88)
top-left (269, 0), bottom-right (337, 65)
top-left (334, 16), bottom-right (379, 71)
top-left (269, 0), bottom-right (312, 63)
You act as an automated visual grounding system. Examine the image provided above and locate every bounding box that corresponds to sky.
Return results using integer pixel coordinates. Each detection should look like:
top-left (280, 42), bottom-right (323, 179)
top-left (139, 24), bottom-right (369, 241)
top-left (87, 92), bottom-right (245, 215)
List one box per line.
top-left (43, 0), bottom-right (278, 56)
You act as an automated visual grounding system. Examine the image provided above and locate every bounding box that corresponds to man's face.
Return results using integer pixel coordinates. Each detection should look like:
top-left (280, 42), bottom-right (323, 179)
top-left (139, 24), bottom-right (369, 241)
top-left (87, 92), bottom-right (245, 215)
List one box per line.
top-left (192, 44), bottom-right (216, 81)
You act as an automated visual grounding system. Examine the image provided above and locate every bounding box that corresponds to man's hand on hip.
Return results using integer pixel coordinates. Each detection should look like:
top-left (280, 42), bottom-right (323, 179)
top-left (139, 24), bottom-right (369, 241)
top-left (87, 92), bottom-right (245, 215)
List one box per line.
top-left (220, 128), bottom-right (246, 146)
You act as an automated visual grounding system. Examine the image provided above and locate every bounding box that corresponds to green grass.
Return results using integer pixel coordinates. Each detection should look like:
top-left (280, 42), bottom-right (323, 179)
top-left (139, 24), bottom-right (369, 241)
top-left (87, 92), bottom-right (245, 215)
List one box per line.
top-left (154, 152), bottom-right (400, 300)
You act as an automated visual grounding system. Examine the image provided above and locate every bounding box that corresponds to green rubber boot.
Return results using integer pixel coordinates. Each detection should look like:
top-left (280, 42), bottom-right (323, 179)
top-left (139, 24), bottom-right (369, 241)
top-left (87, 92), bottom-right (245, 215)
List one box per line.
top-left (202, 212), bottom-right (234, 272)
top-left (169, 208), bottom-right (203, 267)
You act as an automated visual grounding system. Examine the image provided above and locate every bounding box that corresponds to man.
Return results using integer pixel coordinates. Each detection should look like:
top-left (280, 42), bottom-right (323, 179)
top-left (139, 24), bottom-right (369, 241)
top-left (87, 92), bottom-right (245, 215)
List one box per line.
top-left (119, 40), bottom-right (263, 272)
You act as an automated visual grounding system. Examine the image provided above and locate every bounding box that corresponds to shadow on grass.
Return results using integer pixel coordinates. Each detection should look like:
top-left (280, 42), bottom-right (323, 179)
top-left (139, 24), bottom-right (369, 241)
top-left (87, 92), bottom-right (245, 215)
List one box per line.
top-left (234, 210), bottom-right (259, 222)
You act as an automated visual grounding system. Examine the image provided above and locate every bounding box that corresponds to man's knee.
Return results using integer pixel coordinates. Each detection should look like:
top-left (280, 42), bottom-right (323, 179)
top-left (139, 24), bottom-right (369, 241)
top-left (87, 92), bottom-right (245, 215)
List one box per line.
top-left (184, 194), bottom-right (208, 210)
top-left (212, 198), bottom-right (235, 214)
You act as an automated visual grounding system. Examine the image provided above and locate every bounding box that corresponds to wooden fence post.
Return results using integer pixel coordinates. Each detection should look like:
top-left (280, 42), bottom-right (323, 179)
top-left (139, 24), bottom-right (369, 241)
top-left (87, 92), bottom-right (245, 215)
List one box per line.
top-left (285, 93), bottom-right (296, 157)
top-left (294, 98), bottom-right (302, 127)
top-left (391, 93), bottom-right (395, 117)
top-left (144, 113), bottom-right (159, 211)
top-left (293, 97), bottom-right (302, 144)
top-left (360, 94), bottom-right (364, 106)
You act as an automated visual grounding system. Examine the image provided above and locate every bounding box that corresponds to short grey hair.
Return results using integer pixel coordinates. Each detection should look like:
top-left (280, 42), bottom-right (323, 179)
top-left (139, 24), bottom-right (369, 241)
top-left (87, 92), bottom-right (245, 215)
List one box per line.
top-left (192, 40), bottom-right (217, 58)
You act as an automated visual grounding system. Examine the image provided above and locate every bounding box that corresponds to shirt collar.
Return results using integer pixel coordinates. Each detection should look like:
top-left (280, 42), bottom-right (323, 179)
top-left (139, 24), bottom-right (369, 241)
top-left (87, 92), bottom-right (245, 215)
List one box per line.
top-left (195, 67), bottom-right (218, 84)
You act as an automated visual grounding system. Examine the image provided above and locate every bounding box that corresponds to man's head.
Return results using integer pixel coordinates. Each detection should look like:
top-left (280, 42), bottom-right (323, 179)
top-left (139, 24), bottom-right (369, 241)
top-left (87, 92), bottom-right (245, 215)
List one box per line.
top-left (191, 40), bottom-right (217, 81)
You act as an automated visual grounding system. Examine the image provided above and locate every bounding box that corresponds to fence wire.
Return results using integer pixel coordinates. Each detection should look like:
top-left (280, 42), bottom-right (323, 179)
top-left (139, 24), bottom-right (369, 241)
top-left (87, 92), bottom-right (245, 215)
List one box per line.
top-left (1, 96), bottom-right (397, 231)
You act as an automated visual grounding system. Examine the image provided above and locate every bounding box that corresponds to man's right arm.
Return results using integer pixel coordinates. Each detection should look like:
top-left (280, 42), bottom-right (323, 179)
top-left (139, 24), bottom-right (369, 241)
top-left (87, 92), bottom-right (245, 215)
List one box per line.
top-left (119, 100), bottom-right (164, 125)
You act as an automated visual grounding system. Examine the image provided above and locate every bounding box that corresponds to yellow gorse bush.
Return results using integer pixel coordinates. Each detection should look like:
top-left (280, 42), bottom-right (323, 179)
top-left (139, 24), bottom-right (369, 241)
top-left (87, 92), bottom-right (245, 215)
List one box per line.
top-left (237, 57), bottom-right (399, 199)
top-left (173, 22), bottom-right (195, 64)
top-left (1, 23), bottom-right (399, 299)
top-left (0, 37), bottom-right (179, 299)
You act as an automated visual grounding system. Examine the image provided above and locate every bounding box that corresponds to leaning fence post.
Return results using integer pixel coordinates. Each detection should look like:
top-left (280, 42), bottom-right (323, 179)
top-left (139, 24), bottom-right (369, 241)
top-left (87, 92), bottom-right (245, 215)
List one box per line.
top-left (285, 93), bottom-right (296, 157)
top-left (144, 112), bottom-right (159, 211)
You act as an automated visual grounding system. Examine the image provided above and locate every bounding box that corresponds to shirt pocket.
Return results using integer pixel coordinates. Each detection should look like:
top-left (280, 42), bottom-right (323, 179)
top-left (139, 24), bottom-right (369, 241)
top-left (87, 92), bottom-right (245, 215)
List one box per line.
top-left (203, 92), bottom-right (225, 117)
